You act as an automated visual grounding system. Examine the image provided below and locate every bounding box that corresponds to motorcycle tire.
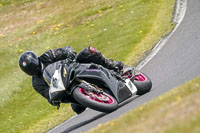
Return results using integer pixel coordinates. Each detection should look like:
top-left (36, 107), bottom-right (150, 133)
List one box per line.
top-left (134, 72), bottom-right (152, 95)
top-left (72, 87), bottom-right (118, 113)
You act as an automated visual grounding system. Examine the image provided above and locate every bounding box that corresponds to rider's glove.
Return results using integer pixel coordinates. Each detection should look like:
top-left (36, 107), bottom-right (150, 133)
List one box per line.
top-left (68, 50), bottom-right (76, 60)
top-left (62, 46), bottom-right (77, 60)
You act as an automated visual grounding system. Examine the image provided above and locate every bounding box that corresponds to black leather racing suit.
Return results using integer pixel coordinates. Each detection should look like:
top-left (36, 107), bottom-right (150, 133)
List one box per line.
top-left (32, 46), bottom-right (123, 113)
top-left (32, 46), bottom-right (76, 102)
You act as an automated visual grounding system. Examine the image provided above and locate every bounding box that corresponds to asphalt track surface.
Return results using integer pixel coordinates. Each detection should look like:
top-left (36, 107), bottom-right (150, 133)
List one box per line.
top-left (48, 0), bottom-right (200, 132)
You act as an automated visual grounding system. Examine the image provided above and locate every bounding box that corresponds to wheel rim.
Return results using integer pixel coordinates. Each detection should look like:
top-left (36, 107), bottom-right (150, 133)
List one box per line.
top-left (134, 74), bottom-right (146, 81)
top-left (80, 88), bottom-right (114, 104)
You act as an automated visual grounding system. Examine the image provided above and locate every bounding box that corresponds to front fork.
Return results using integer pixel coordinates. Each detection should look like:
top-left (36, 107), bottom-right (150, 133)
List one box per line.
top-left (71, 78), bottom-right (103, 95)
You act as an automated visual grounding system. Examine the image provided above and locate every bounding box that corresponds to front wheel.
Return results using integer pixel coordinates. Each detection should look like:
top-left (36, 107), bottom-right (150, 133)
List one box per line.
top-left (72, 87), bottom-right (118, 113)
top-left (134, 72), bottom-right (152, 95)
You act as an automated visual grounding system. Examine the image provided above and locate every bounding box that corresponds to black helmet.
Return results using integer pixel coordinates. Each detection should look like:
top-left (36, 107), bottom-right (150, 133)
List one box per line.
top-left (19, 51), bottom-right (41, 76)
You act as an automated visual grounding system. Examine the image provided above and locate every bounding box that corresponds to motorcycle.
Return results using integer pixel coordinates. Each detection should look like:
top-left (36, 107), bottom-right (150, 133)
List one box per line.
top-left (43, 60), bottom-right (152, 113)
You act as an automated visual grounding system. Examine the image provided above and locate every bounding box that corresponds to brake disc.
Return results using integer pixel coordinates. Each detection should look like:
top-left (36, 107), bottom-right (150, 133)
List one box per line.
top-left (86, 91), bottom-right (109, 102)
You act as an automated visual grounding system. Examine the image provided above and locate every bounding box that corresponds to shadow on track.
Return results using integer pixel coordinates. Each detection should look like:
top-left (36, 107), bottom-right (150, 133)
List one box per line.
top-left (62, 95), bottom-right (141, 133)
top-left (62, 113), bottom-right (107, 133)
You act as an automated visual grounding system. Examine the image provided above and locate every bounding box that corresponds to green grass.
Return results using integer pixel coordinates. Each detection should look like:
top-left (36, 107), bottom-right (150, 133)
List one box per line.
top-left (0, 0), bottom-right (175, 132)
top-left (88, 77), bottom-right (200, 133)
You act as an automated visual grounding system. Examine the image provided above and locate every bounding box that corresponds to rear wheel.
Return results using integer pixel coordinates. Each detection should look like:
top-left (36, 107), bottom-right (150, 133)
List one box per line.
top-left (134, 72), bottom-right (152, 95)
top-left (72, 86), bottom-right (118, 113)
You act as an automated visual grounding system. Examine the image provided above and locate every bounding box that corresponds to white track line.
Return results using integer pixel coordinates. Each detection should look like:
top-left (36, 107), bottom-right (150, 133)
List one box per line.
top-left (47, 114), bottom-right (78, 133)
top-left (47, 108), bottom-right (90, 133)
top-left (136, 0), bottom-right (187, 70)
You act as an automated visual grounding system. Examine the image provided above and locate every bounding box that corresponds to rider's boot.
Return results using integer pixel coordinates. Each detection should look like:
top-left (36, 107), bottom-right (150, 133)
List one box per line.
top-left (71, 103), bottom-right (86, 114)
top-left (103, 59), bottom-right (124, 74)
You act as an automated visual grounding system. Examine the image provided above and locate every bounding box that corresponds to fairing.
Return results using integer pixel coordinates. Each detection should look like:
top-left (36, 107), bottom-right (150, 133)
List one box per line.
top-left (74, 63), bottom-right (132, 102)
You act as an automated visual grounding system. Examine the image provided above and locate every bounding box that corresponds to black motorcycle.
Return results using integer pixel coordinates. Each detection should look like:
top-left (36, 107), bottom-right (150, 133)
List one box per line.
top-left (43, 60), bottom-right (152, 113)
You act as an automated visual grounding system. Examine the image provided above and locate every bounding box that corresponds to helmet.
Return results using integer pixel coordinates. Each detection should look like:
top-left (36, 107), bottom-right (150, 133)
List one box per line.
top-left (19, 51), bottom-right (41, 76)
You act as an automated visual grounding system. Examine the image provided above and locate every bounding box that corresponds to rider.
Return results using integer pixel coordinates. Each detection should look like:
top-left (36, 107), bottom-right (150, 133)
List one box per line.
top-left (19, 46), bottom-right (124, 114)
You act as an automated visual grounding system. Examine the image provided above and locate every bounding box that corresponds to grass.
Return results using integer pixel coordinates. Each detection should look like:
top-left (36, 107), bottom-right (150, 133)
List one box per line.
top-left (88, 77), bottom-right (200, 133)
top-left (0, 0), bottom-right (175, 132)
